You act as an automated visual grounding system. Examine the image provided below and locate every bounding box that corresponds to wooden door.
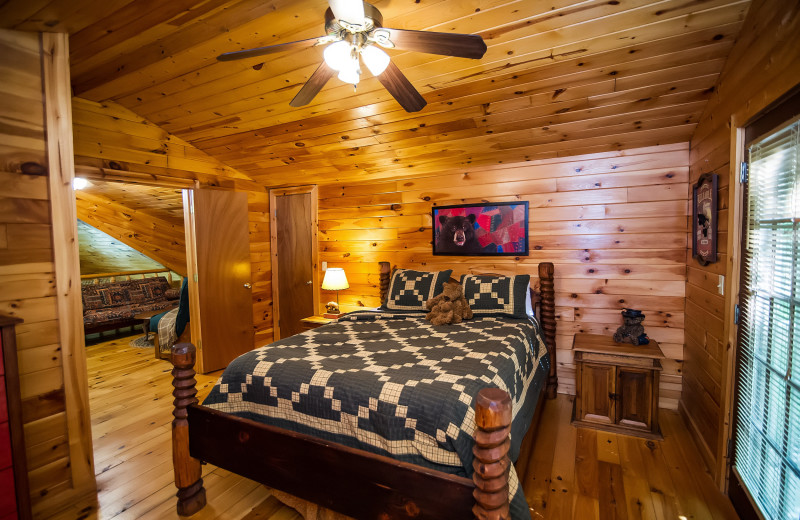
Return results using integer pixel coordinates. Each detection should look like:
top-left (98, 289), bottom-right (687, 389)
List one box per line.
top-left (616, 368), bottom-right (652, 430)
top-left (579, 364), bottom-right (615, 424)
top-left (271, 188), bottom-right (317, 338)
top-left (185, 189), bottom-right (254, 373)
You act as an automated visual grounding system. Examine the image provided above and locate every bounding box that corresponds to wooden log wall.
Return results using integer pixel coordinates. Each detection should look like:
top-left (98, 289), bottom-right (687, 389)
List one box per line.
top-left (71, 98), bottom-right (274, 346)
top-left (317, 144), bottom-right (688, 408)
top-left (683, 0), bottom-right (800, 483)
top-left (0, 29), bottom-right (89, 510)
top-left (75, 193), bottom-right (186, 275)
top-left (77, 220), bottom-right (167, 275)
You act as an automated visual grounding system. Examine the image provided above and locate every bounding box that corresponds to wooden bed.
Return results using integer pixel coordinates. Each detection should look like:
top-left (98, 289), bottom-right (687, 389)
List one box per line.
top-left (170, 262), bottom-right (557, 519)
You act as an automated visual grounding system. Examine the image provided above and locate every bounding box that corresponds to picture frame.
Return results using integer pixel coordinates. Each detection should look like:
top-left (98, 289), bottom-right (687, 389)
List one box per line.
top-left (692, 173), bottom-right (718, 266)
top-left (432, 201), bottom-right (529, 256)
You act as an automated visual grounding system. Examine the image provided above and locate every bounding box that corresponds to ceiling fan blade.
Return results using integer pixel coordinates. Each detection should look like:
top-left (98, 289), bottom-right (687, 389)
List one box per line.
top-left (378, 28), bottom-right (487, 59)
top-left (217, 36), bottom-right (328, 62)
top-left (290, 62), bottom-right (336, 107)
top-left (376, 61), bottom-right (426, 113)
top-left (328, 0), bottom-right (365, 26)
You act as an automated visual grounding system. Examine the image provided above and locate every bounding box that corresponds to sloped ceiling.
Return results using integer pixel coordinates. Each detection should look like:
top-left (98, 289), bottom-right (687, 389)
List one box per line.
top-left (77, 220), bottom-right (167, 275)
top-left (75, 181), bottom-right (187, 274)
top-left (1, 0), bottom-right (750, 186)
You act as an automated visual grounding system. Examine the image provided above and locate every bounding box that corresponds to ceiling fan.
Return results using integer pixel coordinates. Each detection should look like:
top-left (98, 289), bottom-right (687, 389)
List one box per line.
top-left (217, 0), bottom-right (488, 112)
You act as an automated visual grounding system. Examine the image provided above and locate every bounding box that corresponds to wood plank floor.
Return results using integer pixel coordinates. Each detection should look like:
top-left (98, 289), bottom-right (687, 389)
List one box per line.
top-left (47, 336), bottom-right (738, 519)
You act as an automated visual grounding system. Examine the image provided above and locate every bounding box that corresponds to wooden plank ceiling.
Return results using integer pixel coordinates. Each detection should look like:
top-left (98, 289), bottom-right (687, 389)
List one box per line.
top-left (1, 0), bottom-right (750, 187)
top-left (77, 181), bottom-right (185, 225)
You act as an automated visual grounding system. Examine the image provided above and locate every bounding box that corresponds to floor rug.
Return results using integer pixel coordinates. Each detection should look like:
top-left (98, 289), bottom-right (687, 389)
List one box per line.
top-left (129, 335), bottom-right (154, 348)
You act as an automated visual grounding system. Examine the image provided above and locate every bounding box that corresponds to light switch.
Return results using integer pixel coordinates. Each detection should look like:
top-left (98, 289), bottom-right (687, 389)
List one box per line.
top-left (322, 261), bottom-right (327, 271)
top-left (718, 275), bottom-right (724, 295)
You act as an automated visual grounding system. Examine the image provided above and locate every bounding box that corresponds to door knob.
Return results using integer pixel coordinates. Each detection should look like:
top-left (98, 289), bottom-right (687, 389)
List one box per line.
top-left (243, 283), bottom-right (252, 289)
top-left (306, 281), bottom-right (312, 285)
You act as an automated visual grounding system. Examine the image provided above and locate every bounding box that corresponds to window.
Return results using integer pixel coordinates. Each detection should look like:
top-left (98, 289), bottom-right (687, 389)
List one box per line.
top-left (734, 116), bottom-right (800, 520)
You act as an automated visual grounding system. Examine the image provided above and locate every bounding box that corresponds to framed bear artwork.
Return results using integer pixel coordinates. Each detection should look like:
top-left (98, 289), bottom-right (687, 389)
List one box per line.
top-left (692, 173), bottom-right (718, 266)
top-left (432, 201), bottom-right (529, 256)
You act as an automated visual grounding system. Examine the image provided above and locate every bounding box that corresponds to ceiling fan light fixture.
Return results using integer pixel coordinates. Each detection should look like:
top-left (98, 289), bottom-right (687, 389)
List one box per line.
top-left (360, 44), bottom-right (390, 75)
top-left (337, 57), bottom-right (361, 85)
top-left (323, 40), bottom-right (352, 71)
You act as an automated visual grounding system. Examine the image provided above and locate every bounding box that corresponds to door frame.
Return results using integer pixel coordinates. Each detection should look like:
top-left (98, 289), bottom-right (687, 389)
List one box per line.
top-left (716, 85), bottom-right (800, 494)
top-left (269, 185), bottom-right (319, 340)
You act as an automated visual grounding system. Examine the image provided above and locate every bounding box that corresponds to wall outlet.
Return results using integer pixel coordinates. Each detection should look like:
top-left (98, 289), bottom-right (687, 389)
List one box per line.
top-left (322, 261), bottom-right (327, 271)
top-left (718, 275), bottom-right (725, 295)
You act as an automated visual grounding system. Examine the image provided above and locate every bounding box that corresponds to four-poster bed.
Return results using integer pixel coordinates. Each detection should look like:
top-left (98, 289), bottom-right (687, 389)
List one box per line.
top-left (170, 262), bottom-right (558, 519)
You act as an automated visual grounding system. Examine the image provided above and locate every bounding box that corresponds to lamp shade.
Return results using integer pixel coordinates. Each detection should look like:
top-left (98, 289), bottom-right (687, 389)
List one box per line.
top-left (321, 267), bottom-right (349, 291)
top-left (323, 40), bottom-right (352, 71)
top-left (361, 45), bottom-right (390, 76)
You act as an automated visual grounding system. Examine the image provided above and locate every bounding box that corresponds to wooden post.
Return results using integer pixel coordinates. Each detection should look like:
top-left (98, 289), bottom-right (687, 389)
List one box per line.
top-left (379, 261), bottom-right (391, 302)
top-left (472, 388), bottom-right (512, 520)
top-left (538, 262), bottom-right (558, 399)
top-left (171, 343), bottom-right (206, 516)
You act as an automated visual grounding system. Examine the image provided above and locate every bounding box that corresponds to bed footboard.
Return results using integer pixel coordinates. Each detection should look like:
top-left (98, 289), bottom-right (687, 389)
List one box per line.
top-left (171, 344), bottom-right (206, 516)
top-left (170, 343), bottom-right (514, 518)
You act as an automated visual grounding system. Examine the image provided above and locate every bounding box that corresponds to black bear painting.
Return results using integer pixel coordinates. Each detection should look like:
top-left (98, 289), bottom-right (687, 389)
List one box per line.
top-left (436, 214), bottom-right (480, 253)
top-left (432, 202), bottom-right (529, 256)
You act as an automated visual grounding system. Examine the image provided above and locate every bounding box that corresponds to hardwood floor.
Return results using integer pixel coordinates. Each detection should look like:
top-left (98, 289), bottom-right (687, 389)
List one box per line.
top-left (47, 336), bottom-right (737, 519)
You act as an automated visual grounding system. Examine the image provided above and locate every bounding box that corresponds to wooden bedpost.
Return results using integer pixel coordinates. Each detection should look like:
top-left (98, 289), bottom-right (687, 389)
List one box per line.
top-left (472, 388), bottom-right (512, 520)
top-left (171, 343), bottom-right (206, 516)
top-left (538, 262), bottom-right (558, 399)
top-left (379, 261), bottom-right (391, 303)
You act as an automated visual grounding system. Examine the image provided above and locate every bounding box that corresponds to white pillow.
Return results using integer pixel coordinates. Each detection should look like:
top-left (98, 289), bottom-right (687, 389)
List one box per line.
top-left (526, 282), bottom-right (534, 317)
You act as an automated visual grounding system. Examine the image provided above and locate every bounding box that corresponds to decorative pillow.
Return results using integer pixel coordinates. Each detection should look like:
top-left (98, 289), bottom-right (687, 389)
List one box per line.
top-left (461, 274), bottom-right (531, 319)
top-left (164, 288), bottom-right (181, 300)
top-left (383, 268), bottom-right (453, 311)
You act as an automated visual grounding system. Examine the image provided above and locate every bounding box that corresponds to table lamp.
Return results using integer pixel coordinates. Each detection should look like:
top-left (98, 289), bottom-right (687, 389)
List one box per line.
top-left (321, 267), bottom-right (349, 318)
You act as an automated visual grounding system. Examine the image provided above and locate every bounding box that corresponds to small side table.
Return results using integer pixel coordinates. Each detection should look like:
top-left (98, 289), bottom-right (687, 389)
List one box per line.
top-left (300, 315), bottom-right (335, 331)
top-left (571, 333), bottom-right (664, 439)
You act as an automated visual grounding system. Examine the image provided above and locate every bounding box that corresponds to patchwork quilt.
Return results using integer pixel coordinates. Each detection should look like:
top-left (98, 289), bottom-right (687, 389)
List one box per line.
top-left (203, 311), bottom-right (550, 519)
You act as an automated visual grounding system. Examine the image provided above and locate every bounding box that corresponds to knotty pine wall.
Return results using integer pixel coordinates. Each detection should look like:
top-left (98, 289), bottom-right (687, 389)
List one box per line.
top-left (71, 98), bottom-right (274, 345)
top-left (0, 30), bottom-right (89, 509)
top-left (75, 193), bottom-right (187, 275)
top-left (683, 0), bottom-right (800, 482)
top-left (77, 221), bottom-right (166, 275)
top-left (318, 143), bottom-right (688, 408)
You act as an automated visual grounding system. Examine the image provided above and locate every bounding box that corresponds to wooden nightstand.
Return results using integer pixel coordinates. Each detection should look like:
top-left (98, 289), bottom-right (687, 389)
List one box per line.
top-left (571, 333), bottom-right (664, 439)
top-left (300, 315), bottom-right (335, 331)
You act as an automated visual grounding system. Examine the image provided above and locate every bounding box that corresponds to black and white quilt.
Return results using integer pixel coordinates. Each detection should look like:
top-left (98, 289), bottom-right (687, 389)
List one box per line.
top-left (203, 311), bottom-right (550, 519)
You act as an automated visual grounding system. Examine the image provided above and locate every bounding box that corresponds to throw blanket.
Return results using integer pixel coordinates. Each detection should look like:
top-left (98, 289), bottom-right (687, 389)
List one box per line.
top-left (157, 308), bottom-right (179, 356)
top-left (203, 311), bottom-right (550, 519)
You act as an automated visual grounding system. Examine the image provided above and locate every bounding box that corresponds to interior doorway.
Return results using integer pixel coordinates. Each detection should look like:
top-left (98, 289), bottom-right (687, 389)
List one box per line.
top-left (270, 186), bottom-right (319, 339)
top-left (74, 179), bottom-right (187, 347)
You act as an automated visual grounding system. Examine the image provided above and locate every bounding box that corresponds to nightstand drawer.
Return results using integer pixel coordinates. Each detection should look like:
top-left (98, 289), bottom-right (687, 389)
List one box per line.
top-left (576, 351), bottom-right (662, 370)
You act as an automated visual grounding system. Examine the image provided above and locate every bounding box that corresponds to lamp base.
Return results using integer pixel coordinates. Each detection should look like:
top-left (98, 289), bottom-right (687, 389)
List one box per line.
top-left (323, 312), bottom-right (345, 319)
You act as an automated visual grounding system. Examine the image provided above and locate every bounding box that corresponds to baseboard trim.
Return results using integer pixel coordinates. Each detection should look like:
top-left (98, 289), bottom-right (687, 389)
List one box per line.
top-left (678, 399), bottom-right (717, 478)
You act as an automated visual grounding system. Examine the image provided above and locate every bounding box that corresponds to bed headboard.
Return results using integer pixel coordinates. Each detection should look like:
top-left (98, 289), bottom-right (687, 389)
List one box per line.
top-left (377, 262), bottom-right (558, 399)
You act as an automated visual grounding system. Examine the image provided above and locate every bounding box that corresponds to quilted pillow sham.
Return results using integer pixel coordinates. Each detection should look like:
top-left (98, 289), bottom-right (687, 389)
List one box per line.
top-left (383, 268), bottom-right (453, 311)
top-left (461, 273), bottom-right (531, 319)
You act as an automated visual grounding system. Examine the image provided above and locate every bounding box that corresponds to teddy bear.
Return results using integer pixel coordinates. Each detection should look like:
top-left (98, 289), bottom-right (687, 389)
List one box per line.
top-left (613, 308), bottom-right (650, 345)
top-left (425, 283), bottom-right (473, 325)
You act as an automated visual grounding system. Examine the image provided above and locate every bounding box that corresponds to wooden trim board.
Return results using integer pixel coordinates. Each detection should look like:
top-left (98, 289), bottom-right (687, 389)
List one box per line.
top-left (41, 31), bottom-right (96, 494)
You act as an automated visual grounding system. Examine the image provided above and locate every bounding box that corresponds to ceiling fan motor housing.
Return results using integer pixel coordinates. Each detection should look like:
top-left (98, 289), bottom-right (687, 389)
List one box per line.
top-left (324, 2), bottom-right (383, 36)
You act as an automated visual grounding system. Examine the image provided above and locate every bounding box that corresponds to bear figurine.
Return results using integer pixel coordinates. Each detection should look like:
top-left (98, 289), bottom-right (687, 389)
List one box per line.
top-left (425, 283), bottom-right (473, 325)
top-left (613, 308), bottom-right (650, 345)
top-left (436, 214), bottom-right (480, 254)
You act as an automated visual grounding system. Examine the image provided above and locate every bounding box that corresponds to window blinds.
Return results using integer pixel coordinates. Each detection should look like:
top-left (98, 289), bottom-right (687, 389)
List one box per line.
top-left (734, 118), bottom-right (800, 520)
